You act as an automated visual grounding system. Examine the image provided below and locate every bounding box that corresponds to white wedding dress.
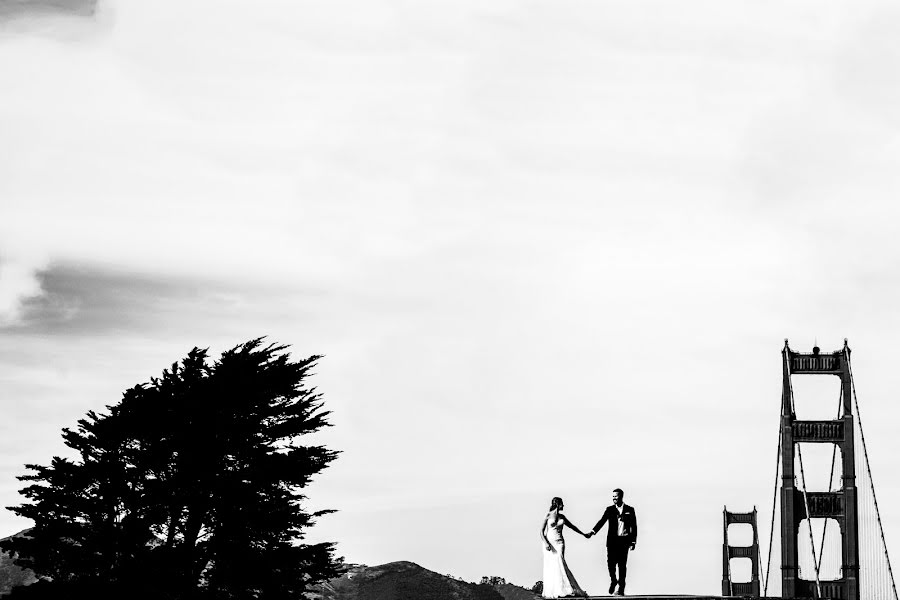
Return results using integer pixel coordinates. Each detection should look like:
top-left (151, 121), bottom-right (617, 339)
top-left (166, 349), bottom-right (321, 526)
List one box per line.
top-left (542, 514), bottom-right (587, 598)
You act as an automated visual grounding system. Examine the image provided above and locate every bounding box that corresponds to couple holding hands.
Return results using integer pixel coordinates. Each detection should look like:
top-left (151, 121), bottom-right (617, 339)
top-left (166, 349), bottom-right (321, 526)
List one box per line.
top-left (540, 489), bottom-right (638, 598)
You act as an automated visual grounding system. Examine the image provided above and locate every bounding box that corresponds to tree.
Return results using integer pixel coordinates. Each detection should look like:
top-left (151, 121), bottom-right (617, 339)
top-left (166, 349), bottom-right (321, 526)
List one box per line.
top-left (1, 339), bottom-right (341, 599)
top-left (531, 581), bottom-right (543, 595)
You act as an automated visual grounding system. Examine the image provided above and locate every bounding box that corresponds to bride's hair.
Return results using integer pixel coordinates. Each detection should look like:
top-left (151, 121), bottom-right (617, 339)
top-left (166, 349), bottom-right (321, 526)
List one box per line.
top-left (549, 497), bottom-right (563, 511)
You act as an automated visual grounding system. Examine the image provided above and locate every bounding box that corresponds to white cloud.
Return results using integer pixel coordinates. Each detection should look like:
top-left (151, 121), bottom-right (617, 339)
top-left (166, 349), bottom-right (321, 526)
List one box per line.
top-left (0, 258), bottom-right (42, 324)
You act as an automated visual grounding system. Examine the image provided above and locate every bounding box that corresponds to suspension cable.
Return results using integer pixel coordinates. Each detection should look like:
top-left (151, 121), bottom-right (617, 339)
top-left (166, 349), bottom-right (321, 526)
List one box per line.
top-left (764, 406), bottom-right (782, 597)
top-left (816, 386), bottom-right (844, 573)
top-left (797, 440), bottom-right (824, 597)
top-left (847, 350), bottom-right (899, 600)
top-left (764, 349), bottom-right (796, 598)
top-left (786, 355), bottom-right (823, 598)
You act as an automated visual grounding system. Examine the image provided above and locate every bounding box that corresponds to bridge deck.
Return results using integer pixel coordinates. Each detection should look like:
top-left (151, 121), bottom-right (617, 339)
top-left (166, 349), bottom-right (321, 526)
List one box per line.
top-left (582, 596), bottom-right (790, 599)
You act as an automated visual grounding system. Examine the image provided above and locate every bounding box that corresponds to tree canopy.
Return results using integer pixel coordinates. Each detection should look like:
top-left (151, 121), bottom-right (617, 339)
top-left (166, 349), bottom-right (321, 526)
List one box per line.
top-left (1, 339), bottom-right (341, 599)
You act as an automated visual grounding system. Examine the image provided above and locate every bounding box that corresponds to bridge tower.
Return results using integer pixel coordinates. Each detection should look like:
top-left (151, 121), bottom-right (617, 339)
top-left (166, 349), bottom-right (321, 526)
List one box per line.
top-left (722, 507), bottom-right (761, 597)
top-left (781, 339), bottom-right (860, 600)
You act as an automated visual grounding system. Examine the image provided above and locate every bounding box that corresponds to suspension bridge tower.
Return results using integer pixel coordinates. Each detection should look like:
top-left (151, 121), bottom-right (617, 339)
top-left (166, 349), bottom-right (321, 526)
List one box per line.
top-left (780, 339), bottom-right (860, 600)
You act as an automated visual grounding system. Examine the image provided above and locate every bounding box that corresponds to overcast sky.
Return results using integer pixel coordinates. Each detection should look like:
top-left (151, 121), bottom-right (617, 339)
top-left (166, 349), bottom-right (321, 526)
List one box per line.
top-left (3, 0), bottom-right (900, 595)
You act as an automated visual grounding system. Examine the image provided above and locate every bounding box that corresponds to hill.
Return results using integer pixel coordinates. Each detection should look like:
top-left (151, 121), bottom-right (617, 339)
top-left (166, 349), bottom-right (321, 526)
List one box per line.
top-left (0, 530), bottom-right (36, 596)
top-left (309, 561), bottom-right (540, 600)
top-left (493, 582), bottom-right (542, 600)
top-left (0, 541), bottom-right (540, 600)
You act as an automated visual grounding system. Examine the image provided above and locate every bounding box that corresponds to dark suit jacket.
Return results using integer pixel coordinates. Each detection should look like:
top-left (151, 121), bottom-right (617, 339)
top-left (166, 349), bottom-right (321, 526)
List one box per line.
top-left (592, 504), bottom-right (637, 546)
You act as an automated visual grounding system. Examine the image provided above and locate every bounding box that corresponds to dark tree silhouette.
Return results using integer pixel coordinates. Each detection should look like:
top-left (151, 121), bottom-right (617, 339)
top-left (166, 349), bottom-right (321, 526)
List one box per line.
top-left (1, 339), bottom-right (341, 599)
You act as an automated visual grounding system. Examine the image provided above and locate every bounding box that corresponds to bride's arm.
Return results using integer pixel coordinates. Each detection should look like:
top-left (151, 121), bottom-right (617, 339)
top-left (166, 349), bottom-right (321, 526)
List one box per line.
top-left (560, 514), bottom-right (588, 537)
top-left (540, 514), bottom-right (553, 551)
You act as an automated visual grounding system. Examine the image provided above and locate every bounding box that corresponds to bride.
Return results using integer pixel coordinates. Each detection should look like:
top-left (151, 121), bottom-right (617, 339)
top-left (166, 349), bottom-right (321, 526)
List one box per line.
top-left (541, 497), bottom-right (589, 598)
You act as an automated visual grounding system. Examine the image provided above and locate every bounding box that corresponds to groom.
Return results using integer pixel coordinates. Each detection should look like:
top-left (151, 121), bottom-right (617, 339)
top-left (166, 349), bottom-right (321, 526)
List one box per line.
top-left (587, 488), bottom-right (637, 596)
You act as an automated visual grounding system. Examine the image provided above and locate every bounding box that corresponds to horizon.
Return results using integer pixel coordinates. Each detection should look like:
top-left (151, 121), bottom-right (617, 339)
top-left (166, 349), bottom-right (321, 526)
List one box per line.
top-left (3, 0), bottom-right (900, 596)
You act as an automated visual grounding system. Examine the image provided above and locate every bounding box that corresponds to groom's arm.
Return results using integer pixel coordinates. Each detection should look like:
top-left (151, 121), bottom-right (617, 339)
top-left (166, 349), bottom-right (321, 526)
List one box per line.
top-left (631, 508), bottom-right (638, 548)
top-left (592, 508), bottom-right (610, 536)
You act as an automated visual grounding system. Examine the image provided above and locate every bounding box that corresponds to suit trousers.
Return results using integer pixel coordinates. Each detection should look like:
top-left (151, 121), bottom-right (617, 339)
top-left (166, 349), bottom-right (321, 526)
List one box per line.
top-left (607, 538), bottom-right (631, 587)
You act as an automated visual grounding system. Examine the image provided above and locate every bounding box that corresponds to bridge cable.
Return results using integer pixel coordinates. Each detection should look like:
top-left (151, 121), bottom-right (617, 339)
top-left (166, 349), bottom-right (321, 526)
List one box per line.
top-left (763, 402), bottom-right (782, 598)
top-left (816, 386), bottom-right (844, 574)
top-left (788, 366), bottom-right (824, 597)
top-left (796, 440), bottom-right (824, 597)
top-left (764, 348), bottom-right (798, 597)
top-left (847, 350), bottom-right (899, 600)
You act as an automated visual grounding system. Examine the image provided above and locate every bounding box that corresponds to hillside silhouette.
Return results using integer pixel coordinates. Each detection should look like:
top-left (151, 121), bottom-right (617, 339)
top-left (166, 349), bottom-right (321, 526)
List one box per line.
top-left (0, 540), bottom-right (540, 600)
top-left (0, 530), bottom-right (35, 596)
top-left (309, 561), bottom-right (539, 600)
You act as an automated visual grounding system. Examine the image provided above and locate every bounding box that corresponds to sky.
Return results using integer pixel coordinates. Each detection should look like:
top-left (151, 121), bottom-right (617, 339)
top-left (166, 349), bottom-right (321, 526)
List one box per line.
top-left (2, 0), bottom-right (900, 595)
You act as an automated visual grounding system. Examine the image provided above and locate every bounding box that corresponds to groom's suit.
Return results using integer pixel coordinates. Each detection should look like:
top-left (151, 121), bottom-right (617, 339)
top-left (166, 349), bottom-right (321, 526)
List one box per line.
top-left (592, 504), bottom-right (637, 593)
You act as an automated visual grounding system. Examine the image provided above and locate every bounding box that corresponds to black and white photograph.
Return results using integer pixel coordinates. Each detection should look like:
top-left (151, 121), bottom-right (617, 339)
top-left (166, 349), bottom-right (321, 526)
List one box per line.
top-left (2, 1), bottom-right (900, 598)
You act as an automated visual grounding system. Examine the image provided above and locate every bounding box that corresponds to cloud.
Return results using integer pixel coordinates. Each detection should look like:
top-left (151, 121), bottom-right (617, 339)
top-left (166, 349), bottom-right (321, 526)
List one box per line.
top-left (0, 257), bottom-right (42, 325)
top-left (0, 0), bottom-right (97, 19)
top-left (2, 262), bottom-right (218, 335)
top-left (0, 261), bottom-right (335, 343)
